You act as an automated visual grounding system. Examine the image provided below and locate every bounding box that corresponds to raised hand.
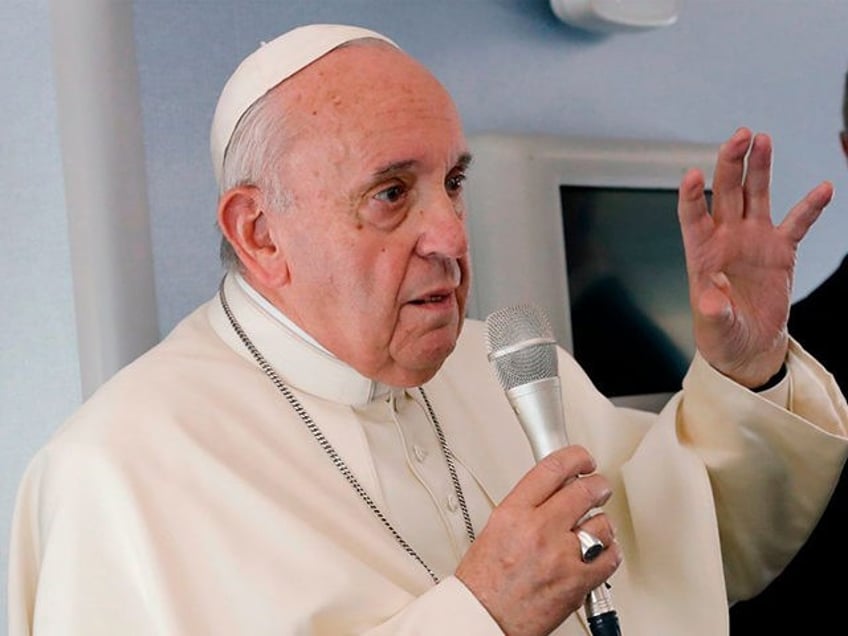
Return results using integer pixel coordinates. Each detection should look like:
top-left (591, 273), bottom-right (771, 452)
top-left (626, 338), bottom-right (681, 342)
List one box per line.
top-left (455, 445), bottom-right (621, 636)
top-left (677, 128), bottom-right (834, 388)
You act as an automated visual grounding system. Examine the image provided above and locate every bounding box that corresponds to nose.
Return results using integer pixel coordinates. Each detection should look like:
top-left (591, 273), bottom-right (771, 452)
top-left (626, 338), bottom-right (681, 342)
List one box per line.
top-left (414, 191), bottom-right (469, 260)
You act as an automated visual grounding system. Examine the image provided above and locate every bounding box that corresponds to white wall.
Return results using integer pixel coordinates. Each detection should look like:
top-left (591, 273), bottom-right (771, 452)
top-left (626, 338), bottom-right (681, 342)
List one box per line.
top-left (51, 0), bottom-right (159, 400)
top-left (3, 0), bottom-right (848, 628)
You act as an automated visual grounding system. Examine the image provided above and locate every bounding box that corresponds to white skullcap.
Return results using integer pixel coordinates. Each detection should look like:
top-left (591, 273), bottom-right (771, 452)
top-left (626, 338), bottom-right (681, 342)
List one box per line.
top-left (210, 24), bottom-right (398, 186)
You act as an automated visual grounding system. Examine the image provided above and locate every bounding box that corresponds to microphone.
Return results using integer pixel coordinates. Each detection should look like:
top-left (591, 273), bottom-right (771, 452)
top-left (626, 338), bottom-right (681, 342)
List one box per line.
top-left (485, 304), bottom-right (622, 636)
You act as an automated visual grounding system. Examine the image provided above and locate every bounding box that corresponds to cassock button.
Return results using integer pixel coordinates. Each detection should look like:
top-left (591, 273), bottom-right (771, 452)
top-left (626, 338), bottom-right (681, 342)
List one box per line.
top-left (412, 444), bottom-right (428, 463)
top-left (447, 493), bottom-right (459, 512)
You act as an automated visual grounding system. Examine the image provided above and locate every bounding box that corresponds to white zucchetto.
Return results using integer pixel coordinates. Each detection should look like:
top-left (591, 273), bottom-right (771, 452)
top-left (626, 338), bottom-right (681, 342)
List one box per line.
top-left (210, 23), bottom-right (398, 186)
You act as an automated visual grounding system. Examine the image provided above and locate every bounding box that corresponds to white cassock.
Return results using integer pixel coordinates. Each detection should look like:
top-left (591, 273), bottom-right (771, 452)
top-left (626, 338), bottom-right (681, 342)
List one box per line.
top-left (8, 272), bottom-right (848, 635)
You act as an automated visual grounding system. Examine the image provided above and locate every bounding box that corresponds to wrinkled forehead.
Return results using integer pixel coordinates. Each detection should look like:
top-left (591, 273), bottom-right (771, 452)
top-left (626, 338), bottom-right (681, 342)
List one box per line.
top-left (210, 24), bottom-right (399, 185)
top-left (278, 45), bottom-right (468, 172)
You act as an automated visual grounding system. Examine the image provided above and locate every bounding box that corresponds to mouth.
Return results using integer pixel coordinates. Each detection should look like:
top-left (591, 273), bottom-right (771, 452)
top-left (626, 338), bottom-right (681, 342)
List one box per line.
top-left (409, 293), bottom-right (451, 306)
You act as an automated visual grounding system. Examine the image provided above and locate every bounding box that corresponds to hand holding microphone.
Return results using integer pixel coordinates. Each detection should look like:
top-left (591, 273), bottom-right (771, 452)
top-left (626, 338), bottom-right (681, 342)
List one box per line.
top-left (454, 304), bottom-right (621, 636)
top-left (454, 444), bottom-right (618, 636)
top-left (484, 304), bottom-right (622, 636)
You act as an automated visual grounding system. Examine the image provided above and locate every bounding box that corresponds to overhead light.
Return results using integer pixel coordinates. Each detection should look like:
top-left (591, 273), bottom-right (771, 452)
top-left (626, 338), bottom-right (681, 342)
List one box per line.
top-left (550, 0), bottom-right (679, 33)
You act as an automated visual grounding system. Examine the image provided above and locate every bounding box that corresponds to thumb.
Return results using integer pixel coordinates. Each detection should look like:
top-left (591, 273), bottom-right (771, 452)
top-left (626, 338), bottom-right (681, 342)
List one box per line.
top-left (696, 273), bottom-right (733, 324)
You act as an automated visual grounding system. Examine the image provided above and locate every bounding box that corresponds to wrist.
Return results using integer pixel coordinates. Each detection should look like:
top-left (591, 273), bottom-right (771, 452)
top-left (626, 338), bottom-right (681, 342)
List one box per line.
top-left (750, 363), bottom-right (787, 392)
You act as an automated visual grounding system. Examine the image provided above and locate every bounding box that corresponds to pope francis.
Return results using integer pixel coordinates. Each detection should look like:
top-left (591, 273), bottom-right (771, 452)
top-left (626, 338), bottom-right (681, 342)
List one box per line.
top-left (8, 23), bottom-right (848, 636)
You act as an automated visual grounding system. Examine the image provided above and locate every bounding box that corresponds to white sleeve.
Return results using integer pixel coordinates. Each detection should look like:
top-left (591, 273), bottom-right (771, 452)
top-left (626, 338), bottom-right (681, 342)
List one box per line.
top-left (362, 577), bottom-right (502, 635)
top-left (679, 339), bottom-right (848, 600)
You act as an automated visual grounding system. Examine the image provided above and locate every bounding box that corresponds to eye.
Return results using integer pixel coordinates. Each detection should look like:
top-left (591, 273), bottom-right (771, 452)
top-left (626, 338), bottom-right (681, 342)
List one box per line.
top-left (361, 180), bottom-right (413, 230)
top-left (374, 183), bottom-right (408, 204)
top-left (446, 171), bottom-right (467, 196)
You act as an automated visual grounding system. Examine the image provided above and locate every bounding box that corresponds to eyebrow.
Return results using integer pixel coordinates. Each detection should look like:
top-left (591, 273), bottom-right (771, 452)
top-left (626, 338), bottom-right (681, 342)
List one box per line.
top-left (371, 152), bottom-right (474, 179)
top-left (372, 159), bottom-right (417, 178)
top-left (456, 152), bottom-right (473, 171)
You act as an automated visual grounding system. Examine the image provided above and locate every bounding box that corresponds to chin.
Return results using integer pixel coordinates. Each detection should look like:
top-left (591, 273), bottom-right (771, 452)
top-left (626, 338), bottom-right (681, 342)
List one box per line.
top-left (414, 338), bottom-right (460, 379)
top-left (384, 339), bottom-right (458, 387)
top-left (381, 313), bottom-right (464, 384)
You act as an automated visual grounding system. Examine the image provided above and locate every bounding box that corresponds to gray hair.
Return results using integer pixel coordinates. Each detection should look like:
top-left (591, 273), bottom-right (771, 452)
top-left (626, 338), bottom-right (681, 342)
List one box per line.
top-left (217, 86), bottom-right (293, 270)
top-left (216, 38), bottom-right (395, 271)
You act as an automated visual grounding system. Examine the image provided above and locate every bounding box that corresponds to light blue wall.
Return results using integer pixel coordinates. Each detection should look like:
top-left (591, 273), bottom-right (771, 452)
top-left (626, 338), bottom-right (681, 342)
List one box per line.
top-left (0, 0), bottom-right (81, 629)
top-left (3, 0), bottom-right (848, 629)
top-left (134, 0), bottom-right (848, 334)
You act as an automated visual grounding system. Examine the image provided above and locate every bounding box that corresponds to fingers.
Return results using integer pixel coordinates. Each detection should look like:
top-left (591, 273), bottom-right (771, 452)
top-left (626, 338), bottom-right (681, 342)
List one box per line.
top-left (709, 128), bottom-right (776, 224)
top-left (548, 472), bottom-right (612, 526)
top-left (710, 127), bottom-right (753, 224)
top-left (677, 130), bottom-right (771, 237)
top-left (779, 180), bottom-right (834, 244)
top-left (677, 168), bottom-right (709, 227)
top-left (505, 445), bottom-right (614, 544)
top-left (503, 446), bottom-right (615, 554)
top-left (536, 473), bottom-right (613, 555)
top-left (506, 445), bottom-right (598, 508)
top-left (742, 133), bottom-right (772, 220)
top-left (575, 510), bottom-right (616, 560)
top-left (455, 447), bottom-right (620, 634)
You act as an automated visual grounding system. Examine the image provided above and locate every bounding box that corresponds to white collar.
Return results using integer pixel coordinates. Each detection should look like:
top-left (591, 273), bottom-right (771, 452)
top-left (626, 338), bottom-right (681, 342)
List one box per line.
top-left (208, 272), bottom-right (396, 406)
top-left (234, 272), bottom-right (329, 352)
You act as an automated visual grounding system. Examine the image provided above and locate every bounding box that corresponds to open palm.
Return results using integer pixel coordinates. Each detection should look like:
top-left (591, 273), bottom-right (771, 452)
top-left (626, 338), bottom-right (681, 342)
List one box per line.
top-left (677, 128), bottom-right (834, 388)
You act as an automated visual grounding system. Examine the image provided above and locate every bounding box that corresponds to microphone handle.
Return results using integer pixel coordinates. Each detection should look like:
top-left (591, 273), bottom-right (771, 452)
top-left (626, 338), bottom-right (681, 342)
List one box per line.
top-left (506, 379), bottom-right (623, 636)
top-left (505, 378), bottom-right (568, 460)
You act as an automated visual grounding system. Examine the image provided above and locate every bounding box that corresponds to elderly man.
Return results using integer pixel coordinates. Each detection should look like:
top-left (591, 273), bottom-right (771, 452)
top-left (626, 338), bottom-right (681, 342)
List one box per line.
top-left (8, 24), bottom-right (848, 636)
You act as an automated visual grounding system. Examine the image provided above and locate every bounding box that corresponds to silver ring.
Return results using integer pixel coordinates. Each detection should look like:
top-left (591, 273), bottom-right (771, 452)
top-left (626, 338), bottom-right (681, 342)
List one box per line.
top-left (577, 529), bottom-right (605, 562)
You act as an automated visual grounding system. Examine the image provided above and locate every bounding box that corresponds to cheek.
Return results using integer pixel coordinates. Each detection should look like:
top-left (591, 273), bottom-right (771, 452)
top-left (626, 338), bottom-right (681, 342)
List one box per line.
top-left (373, 241), bottom-right (412, 285)
top-left (339, 246), bottom-right (408, 324)
top-left (457, 258), bottom-right (472, 307)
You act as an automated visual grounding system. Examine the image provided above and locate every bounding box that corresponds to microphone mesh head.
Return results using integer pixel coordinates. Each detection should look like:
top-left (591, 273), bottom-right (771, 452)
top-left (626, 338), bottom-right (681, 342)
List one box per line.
top-left (485, 304), bottom-right (558, 390)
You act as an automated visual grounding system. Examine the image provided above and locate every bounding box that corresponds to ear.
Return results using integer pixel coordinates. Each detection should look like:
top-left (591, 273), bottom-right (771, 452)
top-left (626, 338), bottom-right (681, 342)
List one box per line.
top-left (841, 131), bottom-right (848, 161)
top-left (217, 186), bottom-right (290, 287)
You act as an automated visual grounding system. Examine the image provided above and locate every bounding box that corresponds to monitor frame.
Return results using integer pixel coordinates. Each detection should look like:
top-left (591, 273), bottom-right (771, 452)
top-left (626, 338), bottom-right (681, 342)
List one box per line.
top-left (464, 132), bottom-right (717, 412)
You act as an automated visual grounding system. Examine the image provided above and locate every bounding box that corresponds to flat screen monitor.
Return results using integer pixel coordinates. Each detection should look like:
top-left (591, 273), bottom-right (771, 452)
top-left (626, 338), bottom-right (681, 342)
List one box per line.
top-left (464, 133), bottom-right (717, 412)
